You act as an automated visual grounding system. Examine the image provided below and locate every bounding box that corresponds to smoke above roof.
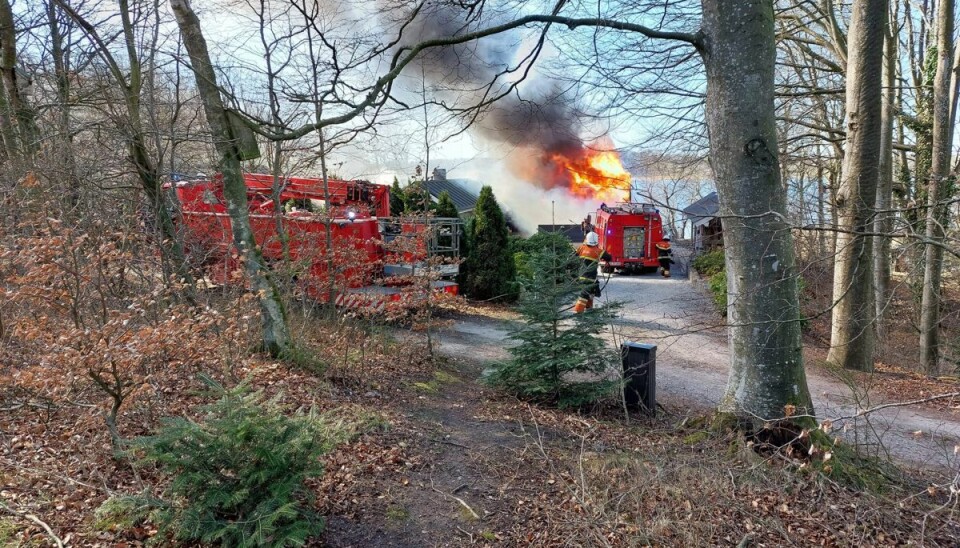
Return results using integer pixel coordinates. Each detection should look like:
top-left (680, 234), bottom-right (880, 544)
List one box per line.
top-left (389, 1), bottom-right (596, 194)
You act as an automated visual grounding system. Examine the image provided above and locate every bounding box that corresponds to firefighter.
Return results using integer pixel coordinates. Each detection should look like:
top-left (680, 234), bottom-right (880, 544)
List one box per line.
top-left (580, 214), bottom-right (594, 238)
top-left (574, 232), bottom-right (612, 313)
top-left (656, 236), bottom-right (675, 278)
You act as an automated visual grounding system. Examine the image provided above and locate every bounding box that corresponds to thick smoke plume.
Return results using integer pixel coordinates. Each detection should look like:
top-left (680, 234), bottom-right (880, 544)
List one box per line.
top-left (388, 1), bottom-right (625, 228)
top-left (472, 86), bottom-right (591, 192)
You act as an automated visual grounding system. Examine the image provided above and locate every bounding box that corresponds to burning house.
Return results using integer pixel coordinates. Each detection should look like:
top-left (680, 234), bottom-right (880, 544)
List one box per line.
top-left (424, 168), bottom-right (520, 232)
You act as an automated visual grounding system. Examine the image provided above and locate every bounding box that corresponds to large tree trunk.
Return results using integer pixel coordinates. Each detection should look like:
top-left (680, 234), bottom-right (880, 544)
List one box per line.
top-left (873, 8), bottom-right (897, 340)
top-left (919, 0), bottom-right (954, 376)
top-left (827, 0), bottom-right (887, 372)
top-left (170, 0), bottom-right (292, 357)
top-left (0, 0), bottom-right (37, 158)
top-left (702, 0), bottom-right (814, 422)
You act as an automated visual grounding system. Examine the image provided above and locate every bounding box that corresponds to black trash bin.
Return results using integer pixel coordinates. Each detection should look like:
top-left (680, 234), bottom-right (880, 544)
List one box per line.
top-left (622, 342), bottom-right (656, 415)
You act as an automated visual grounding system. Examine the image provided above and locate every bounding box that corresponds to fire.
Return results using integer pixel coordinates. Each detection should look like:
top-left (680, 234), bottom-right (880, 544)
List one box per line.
top-left (550, 147), bottom-right (631, 202)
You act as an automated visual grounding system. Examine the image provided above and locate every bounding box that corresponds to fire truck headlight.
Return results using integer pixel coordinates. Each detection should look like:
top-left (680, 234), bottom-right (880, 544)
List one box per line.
top-left (347, 209), bottom-right (356, 221)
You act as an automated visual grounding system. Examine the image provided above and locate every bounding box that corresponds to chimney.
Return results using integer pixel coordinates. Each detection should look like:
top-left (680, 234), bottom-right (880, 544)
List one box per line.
top-left (432, 167), bottom-right (447, 181)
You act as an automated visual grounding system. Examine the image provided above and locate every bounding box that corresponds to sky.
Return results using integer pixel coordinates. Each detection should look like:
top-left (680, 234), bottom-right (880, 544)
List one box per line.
top-left (19, 0), bottom-right (712, 231)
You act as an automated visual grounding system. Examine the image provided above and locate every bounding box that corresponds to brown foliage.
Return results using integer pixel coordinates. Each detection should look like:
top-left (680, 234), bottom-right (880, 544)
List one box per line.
top-left (1, 218), bottom-right (257, 443)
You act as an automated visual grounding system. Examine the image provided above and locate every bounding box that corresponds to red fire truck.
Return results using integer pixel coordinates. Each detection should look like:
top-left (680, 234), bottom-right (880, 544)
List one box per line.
top-left (165, 173), bottom-right (460, 311)
top-left (593, 203), bottom-right (665, 274)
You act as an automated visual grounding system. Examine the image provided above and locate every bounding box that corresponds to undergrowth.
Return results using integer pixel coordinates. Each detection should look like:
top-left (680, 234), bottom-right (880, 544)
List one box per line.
top-left (512, 409), bottom-right (957, 546)
top-left (693, 250), bottom-right (728, 314)
top-left (99, 375), bottom-right (382, 547)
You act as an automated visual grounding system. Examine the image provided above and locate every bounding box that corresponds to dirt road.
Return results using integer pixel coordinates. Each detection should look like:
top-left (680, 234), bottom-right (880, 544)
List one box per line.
top-left (438, 265), bottom-right (960, 471)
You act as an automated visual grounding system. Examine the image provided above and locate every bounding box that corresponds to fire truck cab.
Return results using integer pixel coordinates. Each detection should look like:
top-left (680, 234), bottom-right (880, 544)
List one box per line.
top-left (593, 202), bottom-right (665, 274)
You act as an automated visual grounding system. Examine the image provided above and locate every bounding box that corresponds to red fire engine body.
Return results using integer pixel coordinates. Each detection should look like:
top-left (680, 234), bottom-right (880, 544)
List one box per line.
top-left (166, 173), bottom-right (458, 310)
top-left (593, 203), bottom-right (665, 274)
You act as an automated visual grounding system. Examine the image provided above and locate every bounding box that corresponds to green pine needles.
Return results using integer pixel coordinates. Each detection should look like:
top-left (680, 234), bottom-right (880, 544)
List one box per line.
top-left (486, 241), bottom-right (621, 407)
top-left (125, 377), bottom-right (329, 546)
top-left (462, 186), bottom-right (516, 301)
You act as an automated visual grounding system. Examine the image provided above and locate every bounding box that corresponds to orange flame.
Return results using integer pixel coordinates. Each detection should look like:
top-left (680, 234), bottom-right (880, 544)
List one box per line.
top-left (550, 147), bottom-right (631, 202)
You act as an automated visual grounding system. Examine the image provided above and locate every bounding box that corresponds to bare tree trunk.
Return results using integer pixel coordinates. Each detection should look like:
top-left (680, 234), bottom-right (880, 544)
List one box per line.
top-left (46, 0), bottom-right (78, 208)
top-left (919, 0), bottom-right (954, 375)
top-left (0, 70), bottom-right (14, 162)
top-left (54, 0), bottom-right (194, 291)
top-left (874, 7), bottom-right (897, 340)
top-left (171, 0), bottom-right (292, 357)
top-left (827, 0), bottom-right (887, 372)
top-left (0, 0), bottom-right (36, 158)
top-left (302, 19), bottom-right (338, 315)
top-left (257, 2), bottom-right (291, 263)
top-left (950, 40), bottom-right (960, 139)
top-left (817, 162), bottom-right (827, 257)
top-left (829, 167), bottom-right (840, 254)
top-left (703, 0), bottom-right (814, 423)
top-left (317, 131), bottom-right (338, 314)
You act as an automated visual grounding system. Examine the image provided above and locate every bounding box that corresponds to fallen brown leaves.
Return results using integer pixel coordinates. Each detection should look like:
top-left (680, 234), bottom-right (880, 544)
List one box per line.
top-left (2, 216), bottom-right (958, 547)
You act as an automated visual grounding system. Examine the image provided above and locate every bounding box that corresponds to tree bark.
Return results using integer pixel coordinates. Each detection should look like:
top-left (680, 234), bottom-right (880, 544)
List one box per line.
top-left (702, 0), bottom-right (814, 422)
top-left (53, 0), bottom-right (194, 290)
top-left (919, 0), bottom-right (954, 375)
top-left (0, 56), bottom-right (14, 162)
top-left (170, 0), bottom-right (292, 357)
top-left (817, 163), bottom-right (827, 258)
top-left (873, 6), bottom-right (897, 340)
top-left (302, 20), bottom-right (338, 315)
top-left (827, 0), bottom-right (887, 372)
top-left (0, 0), bottom-right (37, 158)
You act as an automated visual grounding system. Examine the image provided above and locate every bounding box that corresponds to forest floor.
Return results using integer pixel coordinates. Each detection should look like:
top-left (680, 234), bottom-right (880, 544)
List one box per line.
top-left (4, 257), bottom-right (960, 546)
top-left (440, 267), bottom-right (960, 470)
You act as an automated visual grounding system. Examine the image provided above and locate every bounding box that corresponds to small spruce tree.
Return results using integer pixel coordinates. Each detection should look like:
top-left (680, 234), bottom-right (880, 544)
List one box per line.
top-left (463, 186), bottom-right (516, 300)
top-left (434, 190), bottom-right (459, 218)
top-left (126, 378), bottom-right (329, 546)
top-left (390, 176), bottom-right (405, 216)
top-left (511, 231), bottom-right (577, 283)
top-left (486, 242), bottom-right (621, 407)
top-left (404, 180), bottom-right (430, 212)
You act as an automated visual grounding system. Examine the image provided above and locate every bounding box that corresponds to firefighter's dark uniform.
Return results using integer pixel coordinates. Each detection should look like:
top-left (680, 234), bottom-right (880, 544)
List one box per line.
top-left (656, 241), bottom-right (674, 277)
top-left (574, 243), bottom-right (612, 312)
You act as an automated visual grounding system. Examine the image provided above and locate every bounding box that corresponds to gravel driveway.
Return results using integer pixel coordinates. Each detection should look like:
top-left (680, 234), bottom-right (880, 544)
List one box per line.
top-left (438, 249), bottom-right (960, 472)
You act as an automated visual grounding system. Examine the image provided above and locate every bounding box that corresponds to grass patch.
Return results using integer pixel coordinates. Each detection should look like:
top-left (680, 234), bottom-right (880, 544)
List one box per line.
top-left (692, 250), bottom-right (728, 315)
top-left (413, 382), bottom-right (439, 393)
top-left (432, 370), bottom-right (460, 384)
top-left (386, 505), bottom-right (410, 522)
top-left (0, 518), bottom-right (18, 545)
top-left (280, 341), bottom-right (327, 372)
top-left (683, 431), bottom-right (710, 445)
top-left (458, 503), bottom-right (481, 522)
top-left (680, 412), bottom-right (903, 494)
top-left (412, 370), bottom-right (461, 393)
top-left (805, 429), bottom-right (908, 494)
top-left (317, 404), bottom-right (390, 448)
top-left (94, 496), bottom-right (151, 532)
